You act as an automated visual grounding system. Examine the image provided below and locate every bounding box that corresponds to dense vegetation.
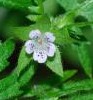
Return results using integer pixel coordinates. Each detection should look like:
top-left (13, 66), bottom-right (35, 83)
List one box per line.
top-left (0, 0), bottom-right (93, 100)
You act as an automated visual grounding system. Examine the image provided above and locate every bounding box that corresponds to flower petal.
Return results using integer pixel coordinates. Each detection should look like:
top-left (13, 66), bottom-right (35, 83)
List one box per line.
top-left (45, 32), bottom-right (55, 42)
top-left (47, 43), bottom-right (56, 57)
top-left (25, 40), bottom-right (34, 54)
top-left (29, 29), bottom-right (41, 39)
top-left (33, 51), bottom-right (47, 63)
top-left (25, 40), bottom-right (33, 47)
top-left (25, 47), bottom-right (33, 54)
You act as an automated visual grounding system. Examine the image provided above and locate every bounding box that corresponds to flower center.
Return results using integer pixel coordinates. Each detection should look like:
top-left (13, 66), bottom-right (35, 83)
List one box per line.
top-left (38, 39), bottom-right (42, 45)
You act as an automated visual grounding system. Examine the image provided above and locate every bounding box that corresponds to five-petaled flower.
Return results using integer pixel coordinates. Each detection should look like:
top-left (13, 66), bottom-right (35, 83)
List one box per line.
top-left (25, 29), bottom-right (56, 63)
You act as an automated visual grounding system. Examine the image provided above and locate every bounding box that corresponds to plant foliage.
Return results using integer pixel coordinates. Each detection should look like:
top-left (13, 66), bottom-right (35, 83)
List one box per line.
top-left (0, 0), bottom-right (93, 99)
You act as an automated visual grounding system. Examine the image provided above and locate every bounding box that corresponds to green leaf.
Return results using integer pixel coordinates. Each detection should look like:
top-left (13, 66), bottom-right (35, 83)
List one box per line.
top-left (26, 15), bottom-right (42, 22)
top-left (43, 0), bottom-right (59, 16)
top-left (53, 12), bottom-right (76, 29)
top-left (70, 92), bottom-right (93, 100)
top-left (5, 26), bottom-right (73, 45)
top-left (0, 82), bottom-right (23, 100)
top-left (0, 63), bottom-right (36, 98)
top-left (73, 44), bottom-right (92, 78)
top-left (16, 47), bottom-right (32, 76)
top-left (63, 70), bottom-right (77, 81)
top-left (5, 21), bottom-right (51, 41)
top-left (70, 21), bottom-right (93, 28)
top-left (0, 39), bottom-right (15, 72)
top-left (19, 61), bottom-right (37, 87)
top-left (23, 74), bottom-right (63, 99)
top-left (40, 97), bottom-right (58, 100)
top-left (24, 78), bottom-right (93, 99)
top-left (46, 47), bottom-right (63, 77)
top-left (28, 6), bottom-right (41, 14)
top-left (78, 0), bottom-right (93, 23)
top-left (0, 70), bottom-right (17, 93)
top-left (57, 0), bottom-right (79, 11)
top-left (52, 28), bottom-right (73, 44)
top-left (71, 27), bottom-right (92, 78)
top-left (0, 0), bottom-right (33, 11)
top-left (5, 16), bottom-right (73, 45)
top-left (28, 0), bottom-right (44, 14)
top-left (58, 79), bottom-right (93, 98)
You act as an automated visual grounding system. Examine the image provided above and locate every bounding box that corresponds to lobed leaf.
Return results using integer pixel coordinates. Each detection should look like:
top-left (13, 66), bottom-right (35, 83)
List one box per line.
top-left (78, 0), bottom-right (93, 23)
top-left (0, 39), bottom-right (15, 72)
top-left (73, 44), bottom-right (92, 78)
top-left (0, 82), bottom-right (23, 100)
top-left (70, 92), bottom-right (93, 100)
top-left (56, 0), bottom-right (79, 11)
top-left (0, 70), bottom-right (17, 93)
top-left (16, 47), bottom-right (32, 76)
top-left (0, 0), bottom-right (33, 11)
top-left (71, 27), bottom-right (92, 78)
top-left (46, 47), bottom-right (63, 77)
top-left (19, 61), bottom-right (37, 87)
top-left (63, 70), bottom-right (77, 82)
top-left (23, 78), bottom-right (93, 99)
top-left (5, 25), bottom-right (73, 45)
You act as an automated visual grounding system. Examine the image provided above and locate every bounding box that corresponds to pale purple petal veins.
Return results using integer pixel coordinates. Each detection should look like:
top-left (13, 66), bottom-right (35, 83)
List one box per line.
top-left (47, 43), bottom-right (56, 57)
top-left (33, 51), bottom-right (47, 63)
top-left (25, 47), bottom-right (34, 54)
top-left (45, 32), bottom-right (55, 42)
top-left (29, 29), bottom-right (41, 39)
top-left (25, 40), bottom-right (35, 54)
top-left (25, 40), bottom-right (33, 47)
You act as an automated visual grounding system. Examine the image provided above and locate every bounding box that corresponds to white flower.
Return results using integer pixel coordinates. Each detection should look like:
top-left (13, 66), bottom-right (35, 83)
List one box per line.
top-left (25, 29), bottom-right (56, 63)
